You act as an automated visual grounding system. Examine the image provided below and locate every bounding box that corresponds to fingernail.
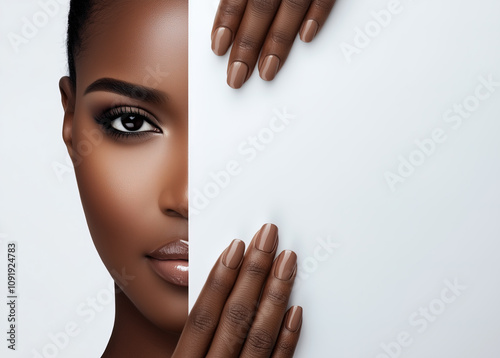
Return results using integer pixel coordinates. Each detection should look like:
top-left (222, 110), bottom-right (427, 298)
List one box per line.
top-left (260, 55), bottom-right (280, 81)
top-left (222, 239), bottom-right (245, 269)
top-left (255, 223), bottom-right (278, 253)
top-left (227, 61), bottom-right (248, 89)
top-left (274, 250), bottom-right (297, 280)
top-left (285, 306), bottom-right (302, 332)
top-left (300, 19), bottom-right (319, 43)
top-left (211, 27), bottom-right (232, 56)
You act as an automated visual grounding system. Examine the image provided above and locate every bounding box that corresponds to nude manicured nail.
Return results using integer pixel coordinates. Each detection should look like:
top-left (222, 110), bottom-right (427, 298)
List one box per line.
top-left (255, 223), bottom-right (278, 253)
top-left (227, 61), bottom-right (248, 89)
top-left (211, 27), bottom-right (232, 56)
top-left (300, 19), bottom-right (319, 43)
top-left (260, 55), bottom-right (280, 81)
top-left (274, 250), bottom-right (297, 280)
top-left (285, 306), bottom-right (302, 332)
top-left (222, 239), bottom-right (245, 269)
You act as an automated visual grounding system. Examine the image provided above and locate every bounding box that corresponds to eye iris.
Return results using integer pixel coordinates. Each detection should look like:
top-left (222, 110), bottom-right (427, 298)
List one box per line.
top-left (121, 114), bottom-right (143, 131)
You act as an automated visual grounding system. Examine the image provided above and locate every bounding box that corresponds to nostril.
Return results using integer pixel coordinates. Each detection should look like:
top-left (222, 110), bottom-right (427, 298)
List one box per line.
top-left (163, 209), bottom-right (184, 218)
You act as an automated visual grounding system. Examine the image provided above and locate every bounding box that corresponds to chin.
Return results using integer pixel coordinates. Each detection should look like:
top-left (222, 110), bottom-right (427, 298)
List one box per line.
top-left (115, 259), bottom-right (189, 333)
top-left (138, 286), bottom-right (188, 333)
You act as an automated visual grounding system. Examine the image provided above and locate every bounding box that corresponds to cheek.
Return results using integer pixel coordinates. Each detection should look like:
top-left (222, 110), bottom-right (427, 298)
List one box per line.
top-left (72, 124), bottom-right (164, 271)
top-left (71, 120), bottom-right (188, 332)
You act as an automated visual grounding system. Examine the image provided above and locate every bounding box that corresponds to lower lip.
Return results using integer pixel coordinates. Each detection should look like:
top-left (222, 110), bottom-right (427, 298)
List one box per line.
top-left (147, 258), bottom-right (188, 287)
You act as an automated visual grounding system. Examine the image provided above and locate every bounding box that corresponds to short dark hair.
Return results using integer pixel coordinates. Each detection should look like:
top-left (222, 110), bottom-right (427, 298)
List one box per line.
top-left (66, 0), bottom-right (99, 87)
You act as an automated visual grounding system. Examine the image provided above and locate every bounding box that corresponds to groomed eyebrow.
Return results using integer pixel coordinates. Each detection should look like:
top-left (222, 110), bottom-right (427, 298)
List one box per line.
top-left (84, 78), bottom-right (167, 104)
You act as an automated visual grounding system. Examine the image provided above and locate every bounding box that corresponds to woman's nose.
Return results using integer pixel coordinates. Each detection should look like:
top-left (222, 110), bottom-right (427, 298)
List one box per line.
top-left (158, 140), bottom-right (188, 220)
top-left (160, 188), bottom-right (188, 219)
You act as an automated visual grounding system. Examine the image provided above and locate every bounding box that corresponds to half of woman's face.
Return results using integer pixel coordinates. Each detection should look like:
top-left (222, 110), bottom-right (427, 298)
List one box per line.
top-left (61, 0), bottom-right (188, 332)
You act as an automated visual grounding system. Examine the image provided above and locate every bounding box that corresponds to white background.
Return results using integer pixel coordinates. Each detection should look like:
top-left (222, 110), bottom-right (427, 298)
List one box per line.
top-left (1, 0), bottom-right (499, 357)
top-left (190, 0), bottom-right (500, 357)
top-left (1, 1), bottom-right (113, 357)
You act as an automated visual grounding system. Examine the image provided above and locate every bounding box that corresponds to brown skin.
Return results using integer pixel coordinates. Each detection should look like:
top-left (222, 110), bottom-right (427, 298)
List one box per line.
top-left (60, 0), bottom-right (188, 355)
top-left (174, 224), bottom-right (302, 357)
top-left (212, 0), bottom-right (337, 88)
top-left (59, 0), bottom-right (301, 356)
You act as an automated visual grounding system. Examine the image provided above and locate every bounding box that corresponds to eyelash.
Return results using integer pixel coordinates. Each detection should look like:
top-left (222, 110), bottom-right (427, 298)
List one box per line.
top-left (94, 106), bottom-right (162, 140)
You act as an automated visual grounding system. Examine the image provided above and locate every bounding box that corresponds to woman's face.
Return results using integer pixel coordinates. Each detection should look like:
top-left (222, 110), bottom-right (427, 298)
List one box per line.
top-left (61, 0), bottom-right (188, 332)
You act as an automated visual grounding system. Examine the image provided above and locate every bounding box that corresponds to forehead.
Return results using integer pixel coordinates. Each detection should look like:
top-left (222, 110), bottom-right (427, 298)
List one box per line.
top-left (75, 0), bottom-right (187, 97)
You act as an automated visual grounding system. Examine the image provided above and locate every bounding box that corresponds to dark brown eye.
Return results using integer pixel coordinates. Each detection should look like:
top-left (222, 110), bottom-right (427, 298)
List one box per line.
top-left (121, 114), bottom-right (144, 131)
top-left (111, 114), bottom-right (156, 133)
top-left (94, 106), bottom-right (162, 139)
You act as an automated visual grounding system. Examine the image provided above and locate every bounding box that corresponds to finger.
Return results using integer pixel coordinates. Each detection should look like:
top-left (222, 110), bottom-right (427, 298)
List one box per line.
top-left (227, 0), bottom-right (282, 88)
top-left (206, 223), bottom-right (279, 357)
top-left (271, 306), bottom-right (303, 358)
top-left (211, 0), bottom-right (248, 56)
top-left (258, 0), bottom-right (312, 81)
top-left (172, 239), bottom-right (245, 358)
top-left (299, 0), bottom-right (336, 42)
top-left (240, 250), bottom-right (297, 357)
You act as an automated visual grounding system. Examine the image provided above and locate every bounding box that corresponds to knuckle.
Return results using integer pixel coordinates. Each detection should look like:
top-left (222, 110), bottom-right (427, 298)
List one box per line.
top-left (190, 310), bottom-right (217, 333)
top-left (312, 0), bottom-right (333, 12)
top-left (269, 29), bottom-right (295, 46)
top-left (219, 0), bottom-right (246, 18)
top-left (283, 0), bottom-right (310, 11)
top-left (276, 339), bottom-right (296, 356)
top-left (226, 302), bottom-right (253, 326)
top-left (235, 35), bottom-right (260, 52)
top-left (247, 328), bottom-right (274, 353)
top-left (244, 260), bottom-right (269, 279)
top-left (265, 287), bottom-right (289, 307)
top-left (250, 0), bottom-right (280, 14)
top-left (208, 275), bottom-right (232, 295)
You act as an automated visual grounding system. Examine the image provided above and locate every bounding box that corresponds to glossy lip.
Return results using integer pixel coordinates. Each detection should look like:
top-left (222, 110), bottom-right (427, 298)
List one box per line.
top-left (147, 239), bottom-right (188, 260)
top-left (146, 239), bottom-right (188, 287)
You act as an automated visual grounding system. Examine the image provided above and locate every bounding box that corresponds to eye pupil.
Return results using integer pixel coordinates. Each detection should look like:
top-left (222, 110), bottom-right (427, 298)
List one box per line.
top-left (121, 114), bottom-right (143, 131)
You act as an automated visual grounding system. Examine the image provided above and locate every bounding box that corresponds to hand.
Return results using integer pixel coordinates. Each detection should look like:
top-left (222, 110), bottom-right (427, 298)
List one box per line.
top-left (173, 223), bottom-right (302, 357)
top-left (211, 0), bottom-right (336, 88)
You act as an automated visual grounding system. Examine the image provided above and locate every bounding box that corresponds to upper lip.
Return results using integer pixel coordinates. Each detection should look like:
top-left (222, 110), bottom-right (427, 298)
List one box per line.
top-left (147, 239), bottom-right (188, 261)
